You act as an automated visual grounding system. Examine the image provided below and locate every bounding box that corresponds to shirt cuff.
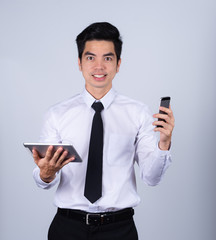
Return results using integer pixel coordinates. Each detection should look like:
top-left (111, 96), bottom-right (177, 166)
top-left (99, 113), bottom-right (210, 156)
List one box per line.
top-left (33, 167), bottom-right (60, 189)
top-left (155, 144), bottom-right (171, 158)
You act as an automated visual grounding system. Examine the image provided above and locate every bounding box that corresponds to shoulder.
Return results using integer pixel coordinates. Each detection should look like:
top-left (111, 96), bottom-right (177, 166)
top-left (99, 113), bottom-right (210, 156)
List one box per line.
top-left (114, 93), bottom-right (151, 113)
top-left (46, 93), bottom-right (84, 117)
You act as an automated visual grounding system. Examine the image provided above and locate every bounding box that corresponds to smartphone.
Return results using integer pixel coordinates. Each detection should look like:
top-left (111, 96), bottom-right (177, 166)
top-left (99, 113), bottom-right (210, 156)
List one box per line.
top-left (157, 96), bottom-right (171, 128)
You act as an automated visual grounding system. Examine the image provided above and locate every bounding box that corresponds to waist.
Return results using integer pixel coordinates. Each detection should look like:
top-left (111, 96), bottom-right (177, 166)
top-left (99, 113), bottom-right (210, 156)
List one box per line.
top-left (57, 207), bottom-right (134, 226)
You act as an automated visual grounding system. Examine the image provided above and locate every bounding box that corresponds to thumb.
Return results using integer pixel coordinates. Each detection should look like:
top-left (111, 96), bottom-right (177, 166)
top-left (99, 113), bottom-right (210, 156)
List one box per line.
top-left (32, 149), bottom-right (40, 165)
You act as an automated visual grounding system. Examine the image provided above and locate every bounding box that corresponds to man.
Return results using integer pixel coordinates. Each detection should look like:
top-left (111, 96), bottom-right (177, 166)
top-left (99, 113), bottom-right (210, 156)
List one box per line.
top-left (33, 22), bottom-right (174, 240)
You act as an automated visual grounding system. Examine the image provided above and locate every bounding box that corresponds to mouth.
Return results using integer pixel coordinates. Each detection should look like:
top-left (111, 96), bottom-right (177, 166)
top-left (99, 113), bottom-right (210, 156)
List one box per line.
top-left (92, 74), bottom-right (107, 80)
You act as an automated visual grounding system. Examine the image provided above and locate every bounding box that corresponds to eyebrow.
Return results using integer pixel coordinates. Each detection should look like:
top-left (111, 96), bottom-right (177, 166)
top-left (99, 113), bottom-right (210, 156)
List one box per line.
top-left (103, 52), bottom-right (115, 57)
top-left (84, 51), bottom-right (96, 56)
top-left (84, 51), bottom-right (115, 57)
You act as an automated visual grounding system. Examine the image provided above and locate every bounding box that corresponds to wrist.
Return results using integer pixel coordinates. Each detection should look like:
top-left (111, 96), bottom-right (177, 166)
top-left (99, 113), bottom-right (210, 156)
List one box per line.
top-left (40, 173), bottom-right (56, 183)
top-left (159, 141), bottom-right (171, 151)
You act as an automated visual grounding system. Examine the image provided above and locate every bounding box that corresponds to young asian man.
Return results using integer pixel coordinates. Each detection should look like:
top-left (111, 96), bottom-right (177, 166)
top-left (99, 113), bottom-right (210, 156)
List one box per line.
top-left (33, 22), bottom-right (175, 240)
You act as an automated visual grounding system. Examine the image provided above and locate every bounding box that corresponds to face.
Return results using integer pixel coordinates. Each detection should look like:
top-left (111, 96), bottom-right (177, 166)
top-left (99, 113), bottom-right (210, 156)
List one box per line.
top-left (78, 40), bottom-right (121, 97)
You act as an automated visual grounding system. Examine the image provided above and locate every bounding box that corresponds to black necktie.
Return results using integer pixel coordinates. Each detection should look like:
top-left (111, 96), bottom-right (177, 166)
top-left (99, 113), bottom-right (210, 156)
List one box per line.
top-left (84, 101), bottom-right (104, 203)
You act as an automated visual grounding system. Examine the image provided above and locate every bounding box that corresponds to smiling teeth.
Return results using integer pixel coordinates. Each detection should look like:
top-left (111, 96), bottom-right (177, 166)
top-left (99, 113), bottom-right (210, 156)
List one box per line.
top-left (94, 75), bottom-right (105, 78)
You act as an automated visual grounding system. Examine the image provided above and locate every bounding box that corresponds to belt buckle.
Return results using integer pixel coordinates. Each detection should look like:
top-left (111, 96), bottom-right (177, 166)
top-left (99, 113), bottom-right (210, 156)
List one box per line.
top-left (86, 213), bottom-right (104, 225)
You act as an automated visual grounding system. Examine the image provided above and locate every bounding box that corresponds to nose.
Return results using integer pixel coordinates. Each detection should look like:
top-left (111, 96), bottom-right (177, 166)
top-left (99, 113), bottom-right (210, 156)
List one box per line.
top-left (94, 59), bottom-right (105, 70)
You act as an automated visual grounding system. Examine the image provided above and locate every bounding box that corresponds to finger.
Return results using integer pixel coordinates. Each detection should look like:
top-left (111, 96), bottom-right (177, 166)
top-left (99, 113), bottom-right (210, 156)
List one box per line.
top-left (153, 113), bottom-right (170, 124)
top-left (154, 113), bottom-right (175, 128)
top-left (159, 106), bottom-right (171, 112)
top-left (58, 152), bottom-right (76, 165)
top-left (159, 106), bottom-right (174, 118)
top-left (60, 156), bottom-right (76, 167)
top-left (153, 120), bottom-right (165, 128)
top-left (153, 117), bottom-right (174, 132)
top-left (45, 145), bottom-right (54, 160)
top-left (51, 147), bottom-right (64, 163)
top-left (163, 107), bottom-right (174, 124)
top-left (56, 150), bottom-right (69, 165)
top-left (153, 120), bottom-right (170, 130)
top-left (32, 149), bottom-right (40, 164)
top-left (154, 125), bottom-right (171, 136)
top-left (158, 110), bottom-right (175, 127)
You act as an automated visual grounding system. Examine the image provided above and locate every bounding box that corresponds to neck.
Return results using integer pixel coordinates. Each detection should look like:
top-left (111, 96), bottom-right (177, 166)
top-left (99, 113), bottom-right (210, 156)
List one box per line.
top-left (85, 86), bottom-right (111, 100)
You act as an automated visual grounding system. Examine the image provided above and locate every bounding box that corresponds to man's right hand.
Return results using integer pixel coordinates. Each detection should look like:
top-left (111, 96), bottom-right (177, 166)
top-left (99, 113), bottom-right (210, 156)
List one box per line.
top-left (33, 145), bottom-right (75, 183)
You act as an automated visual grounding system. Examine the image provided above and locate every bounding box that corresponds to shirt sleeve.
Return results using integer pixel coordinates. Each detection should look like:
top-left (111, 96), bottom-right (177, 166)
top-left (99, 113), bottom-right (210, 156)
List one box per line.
top-left (38, 107), bottom-right (62, 143)
top-left (32, 107), bottom-right (62, 189)
top-left (134, 106), bottom-right (172, 186)
top-left (33, 166), bottom-right (60, 189)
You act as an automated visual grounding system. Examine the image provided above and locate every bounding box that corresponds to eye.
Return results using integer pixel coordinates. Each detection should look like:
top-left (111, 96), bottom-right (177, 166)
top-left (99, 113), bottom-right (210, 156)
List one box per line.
top-left (87, 56), bottom-right (94, 61)
top-left (105, 57), bottom-right (112, 61)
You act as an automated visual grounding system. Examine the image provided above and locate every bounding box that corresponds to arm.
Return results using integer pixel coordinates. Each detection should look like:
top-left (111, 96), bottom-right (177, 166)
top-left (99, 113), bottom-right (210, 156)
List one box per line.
top-left (135, 106), bottom-right (174, 185)
top-left (32, 107), bottom-right (74, 188)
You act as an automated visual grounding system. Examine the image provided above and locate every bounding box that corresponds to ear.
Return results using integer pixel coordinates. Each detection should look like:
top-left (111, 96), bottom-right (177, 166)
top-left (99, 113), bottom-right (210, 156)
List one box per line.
top-left (78, 58), bottom-right (82, 71)
top-left (116, 58), bottom-right (121, 73)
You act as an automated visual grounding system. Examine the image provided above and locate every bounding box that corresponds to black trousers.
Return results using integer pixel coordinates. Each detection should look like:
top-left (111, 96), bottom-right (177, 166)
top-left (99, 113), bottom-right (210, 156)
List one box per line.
top-left (48, 210), bottom-right (138, 240)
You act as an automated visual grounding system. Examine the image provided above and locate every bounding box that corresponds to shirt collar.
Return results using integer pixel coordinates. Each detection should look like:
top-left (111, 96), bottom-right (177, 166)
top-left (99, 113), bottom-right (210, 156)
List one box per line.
top-left (82, 88), bottom-right (116, 110)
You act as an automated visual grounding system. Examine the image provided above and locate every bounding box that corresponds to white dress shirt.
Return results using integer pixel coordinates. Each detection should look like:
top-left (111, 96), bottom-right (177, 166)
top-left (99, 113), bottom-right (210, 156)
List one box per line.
top-left (33, 88), bottom-right (171, 213)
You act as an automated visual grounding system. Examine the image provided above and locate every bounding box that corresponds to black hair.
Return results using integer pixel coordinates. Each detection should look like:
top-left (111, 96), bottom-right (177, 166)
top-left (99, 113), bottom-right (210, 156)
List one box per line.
top-left (76, 22), bottom-right (122, 63)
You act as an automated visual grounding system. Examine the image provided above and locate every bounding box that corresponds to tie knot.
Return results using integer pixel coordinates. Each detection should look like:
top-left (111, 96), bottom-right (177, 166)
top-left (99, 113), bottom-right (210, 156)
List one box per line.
top-left (92, 102), bottom-right (104, 113)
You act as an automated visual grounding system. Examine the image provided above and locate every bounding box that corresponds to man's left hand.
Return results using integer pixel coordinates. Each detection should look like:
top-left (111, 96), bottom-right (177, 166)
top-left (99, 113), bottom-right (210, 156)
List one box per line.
top-left (153, 106), bottom-right (175, 150)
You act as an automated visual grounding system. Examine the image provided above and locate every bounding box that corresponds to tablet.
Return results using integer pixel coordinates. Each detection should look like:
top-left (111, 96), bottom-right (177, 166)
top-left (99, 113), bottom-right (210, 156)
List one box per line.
top-left (23, 143), bottom-right (82, 162)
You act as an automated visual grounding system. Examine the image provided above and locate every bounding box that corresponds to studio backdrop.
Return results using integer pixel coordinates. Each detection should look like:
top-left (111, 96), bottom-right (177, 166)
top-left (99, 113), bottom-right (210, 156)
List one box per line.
top-left (0, 1), bottom-right (216, 240)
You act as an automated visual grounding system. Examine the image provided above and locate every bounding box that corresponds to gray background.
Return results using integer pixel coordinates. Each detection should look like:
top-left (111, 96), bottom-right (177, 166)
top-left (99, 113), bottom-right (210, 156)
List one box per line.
top-left (1, 0), bottom-right (216, 239)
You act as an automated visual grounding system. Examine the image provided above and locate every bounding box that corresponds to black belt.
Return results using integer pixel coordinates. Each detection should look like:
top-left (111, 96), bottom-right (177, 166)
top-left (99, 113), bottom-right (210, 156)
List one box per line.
top-left (58, 208), bottom-right (134, 226)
